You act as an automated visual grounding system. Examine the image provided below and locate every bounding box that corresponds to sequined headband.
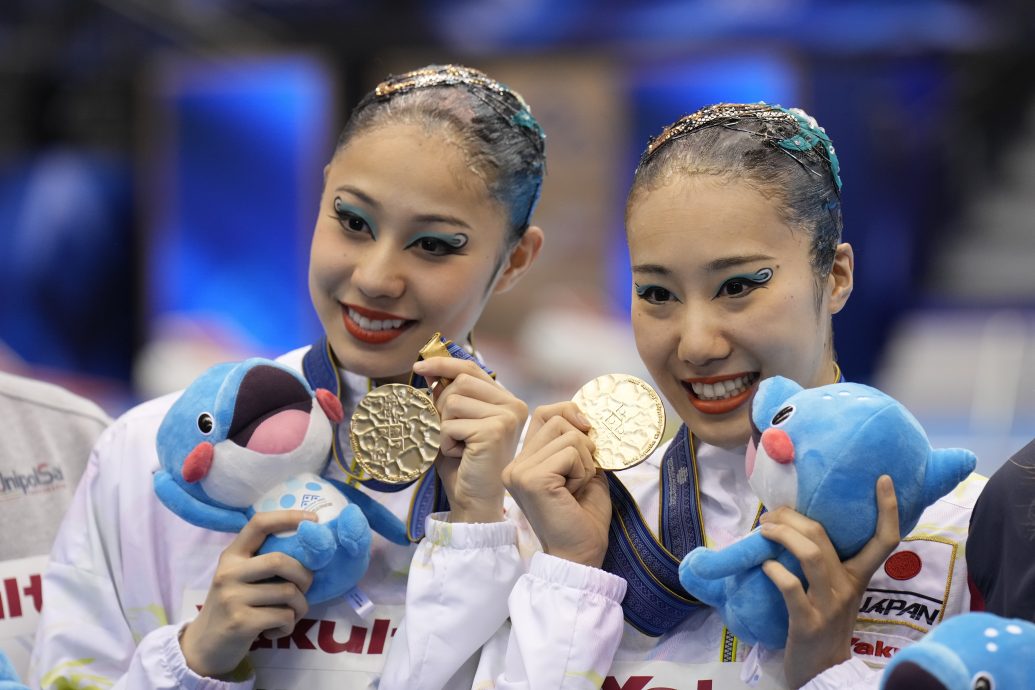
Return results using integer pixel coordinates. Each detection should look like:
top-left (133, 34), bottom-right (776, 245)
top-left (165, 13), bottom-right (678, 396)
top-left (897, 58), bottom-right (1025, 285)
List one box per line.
top-left (642, 102), bottom-right (842, 193)
top-left (371, 65), bottom-right (546, 160)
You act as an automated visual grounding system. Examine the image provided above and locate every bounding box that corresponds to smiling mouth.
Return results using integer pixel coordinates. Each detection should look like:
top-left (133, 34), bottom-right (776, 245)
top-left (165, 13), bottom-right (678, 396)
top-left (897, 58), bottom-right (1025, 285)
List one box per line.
top-left (342, 304), bottom-right (414, 344)
top-left (681, 372), bottom-right (760, 415)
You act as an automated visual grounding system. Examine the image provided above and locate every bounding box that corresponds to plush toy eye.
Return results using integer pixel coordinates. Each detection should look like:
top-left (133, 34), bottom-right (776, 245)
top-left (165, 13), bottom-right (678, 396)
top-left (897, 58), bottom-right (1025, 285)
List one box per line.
top-left (971, 672), bottom-right (994, 690)
top-left (197, 413), bottom-right (215, 435)
top-left (771, 405), bottom-right (796, 426)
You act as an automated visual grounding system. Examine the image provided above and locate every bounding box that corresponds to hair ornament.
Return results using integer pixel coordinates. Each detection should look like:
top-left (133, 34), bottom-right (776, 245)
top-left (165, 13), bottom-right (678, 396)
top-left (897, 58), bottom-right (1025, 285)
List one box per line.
top-left (642, 102), bottom-right (842, 193)
top-left (371, 64), bottom-right (546, 156)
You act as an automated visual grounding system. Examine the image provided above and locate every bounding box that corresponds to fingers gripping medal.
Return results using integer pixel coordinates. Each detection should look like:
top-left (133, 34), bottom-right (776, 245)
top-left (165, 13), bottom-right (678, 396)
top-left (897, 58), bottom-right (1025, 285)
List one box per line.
top-left (572, 374), bottom-right (666, 471)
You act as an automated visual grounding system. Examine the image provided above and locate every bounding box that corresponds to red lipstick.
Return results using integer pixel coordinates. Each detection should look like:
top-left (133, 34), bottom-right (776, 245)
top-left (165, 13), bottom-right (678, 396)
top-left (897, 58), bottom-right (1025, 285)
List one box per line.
top-left (342, 303), bottom-right (413, 345)
top-left (681, 372), bottom-right (759, 415)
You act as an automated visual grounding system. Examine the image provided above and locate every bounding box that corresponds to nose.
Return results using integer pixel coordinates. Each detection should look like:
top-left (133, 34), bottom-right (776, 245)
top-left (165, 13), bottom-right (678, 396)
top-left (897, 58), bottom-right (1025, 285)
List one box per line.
top-left (760, 428), bottom-right (795, 464)
top-left (350, 242), bottom-right (405, 300)
top-left (676, 309), bottom-right (730, 367)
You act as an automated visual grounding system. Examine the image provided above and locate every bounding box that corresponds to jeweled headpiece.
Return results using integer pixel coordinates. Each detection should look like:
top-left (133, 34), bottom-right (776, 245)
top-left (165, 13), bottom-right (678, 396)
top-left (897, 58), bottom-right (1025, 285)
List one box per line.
top-left (368, 64), bottom-right (546, 160)
top-left (642, 102), bottom-right (842, 193)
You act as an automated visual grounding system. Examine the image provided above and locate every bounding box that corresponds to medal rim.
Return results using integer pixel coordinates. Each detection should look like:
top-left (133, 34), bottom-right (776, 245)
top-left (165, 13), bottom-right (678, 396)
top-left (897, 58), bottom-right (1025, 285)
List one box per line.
top-left (349, 383), bottom-right (441, 484)
top-left (572, 373), bottom-right (666, 471)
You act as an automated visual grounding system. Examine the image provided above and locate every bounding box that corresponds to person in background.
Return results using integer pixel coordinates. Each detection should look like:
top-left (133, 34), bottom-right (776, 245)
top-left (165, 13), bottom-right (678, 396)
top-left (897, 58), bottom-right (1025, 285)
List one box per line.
top-left (0, 371), bottom-right (111, 680)
top-left (968, 438), bottom-right (1035, 620)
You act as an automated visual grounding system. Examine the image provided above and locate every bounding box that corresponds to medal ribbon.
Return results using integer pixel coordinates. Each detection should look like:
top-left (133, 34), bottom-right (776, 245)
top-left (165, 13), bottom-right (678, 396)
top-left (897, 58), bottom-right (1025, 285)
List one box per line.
top-left (602, 425), bottom-right (706, 636)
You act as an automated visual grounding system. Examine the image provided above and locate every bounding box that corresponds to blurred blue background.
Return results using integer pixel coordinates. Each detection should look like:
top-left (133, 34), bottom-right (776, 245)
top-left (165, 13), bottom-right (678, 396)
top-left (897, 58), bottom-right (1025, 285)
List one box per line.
top-left (1, 0), bottom-right (1033, 472)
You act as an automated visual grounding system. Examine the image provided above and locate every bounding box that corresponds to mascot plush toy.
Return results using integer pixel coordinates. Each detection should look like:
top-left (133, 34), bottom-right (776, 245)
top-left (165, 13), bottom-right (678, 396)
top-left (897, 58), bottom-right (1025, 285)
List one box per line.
top-left (880, 612), bottom-right (1035, 690)
top-left (154, 358), bottom-right (407, 604)
top-left (678, 376), bottom-right (976, 649)
top-left (0, 650), bottom-right (28, 690)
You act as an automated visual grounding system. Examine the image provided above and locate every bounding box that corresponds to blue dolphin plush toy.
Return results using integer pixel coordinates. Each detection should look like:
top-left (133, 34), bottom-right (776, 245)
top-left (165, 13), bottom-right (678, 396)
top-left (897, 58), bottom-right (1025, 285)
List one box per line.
top-left (154, 358), bottom-right (408, 604)
top-left (678, 376), bottom-right (977, 649)
top-left (881, 612), bottom-right (1035, 690)
top-left (0, 650), bottom-right (28, 690)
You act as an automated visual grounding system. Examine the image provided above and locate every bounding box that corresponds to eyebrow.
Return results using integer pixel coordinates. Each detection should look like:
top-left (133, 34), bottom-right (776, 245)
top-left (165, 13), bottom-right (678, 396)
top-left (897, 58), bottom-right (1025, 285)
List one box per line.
top-left (706, 254), bottom-right (775, 271)
top-left (632, 254), bottom-right (775, 276)
top-left (333, 185), bottom-right (381, 210)
top-left (412, 213), bottom-right (472, 230)
top-left (631, 263), bottom-right (672, 276)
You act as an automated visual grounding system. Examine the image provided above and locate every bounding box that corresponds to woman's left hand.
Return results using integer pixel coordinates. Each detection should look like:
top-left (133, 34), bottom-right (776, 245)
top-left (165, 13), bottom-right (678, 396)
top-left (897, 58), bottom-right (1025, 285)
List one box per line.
top-left (413, 356), bottom-right (528, 524)
top-left (759, 475), bottom-right (900, 689)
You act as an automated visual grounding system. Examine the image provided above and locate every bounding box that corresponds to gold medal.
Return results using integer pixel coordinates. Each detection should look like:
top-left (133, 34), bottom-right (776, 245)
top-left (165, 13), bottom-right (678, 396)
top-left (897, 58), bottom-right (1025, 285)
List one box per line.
top-left (572, 374), bottom-right (666, 471)
top-left (349, 383), bottom-right (441, 484)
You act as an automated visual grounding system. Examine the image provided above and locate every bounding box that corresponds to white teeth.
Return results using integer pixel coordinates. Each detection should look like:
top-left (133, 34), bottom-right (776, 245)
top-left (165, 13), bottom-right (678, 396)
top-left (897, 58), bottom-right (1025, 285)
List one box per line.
top-left (689, 374), bottom-right (754, 401)
top-left (348, 309), bottom-right (404, 332)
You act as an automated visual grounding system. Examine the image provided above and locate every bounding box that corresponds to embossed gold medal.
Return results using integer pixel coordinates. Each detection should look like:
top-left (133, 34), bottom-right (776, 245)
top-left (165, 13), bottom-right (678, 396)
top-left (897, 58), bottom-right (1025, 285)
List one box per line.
top-left (349, 383), bottom-right (441, 484)
top-left (572, 374), bottom-right (665, 471)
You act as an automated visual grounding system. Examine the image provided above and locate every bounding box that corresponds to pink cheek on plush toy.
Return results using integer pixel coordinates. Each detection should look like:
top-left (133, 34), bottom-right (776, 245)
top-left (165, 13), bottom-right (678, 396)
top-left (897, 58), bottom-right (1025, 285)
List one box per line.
top-left (316, 388), bottom-right (344, 424)
top-left (760, 428), bottom-right (795, 464)
top-left (745, 436), bottom-right (758, 478)
top-left (182, 442), bottom-right (214, 483)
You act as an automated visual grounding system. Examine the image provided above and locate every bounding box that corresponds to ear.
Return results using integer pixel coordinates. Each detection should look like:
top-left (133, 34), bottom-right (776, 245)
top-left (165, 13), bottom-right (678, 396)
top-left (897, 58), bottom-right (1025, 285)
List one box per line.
top-left (826, 242), bottom-right (854, 315)
top-left (492, 225), bottom-right (544, 295)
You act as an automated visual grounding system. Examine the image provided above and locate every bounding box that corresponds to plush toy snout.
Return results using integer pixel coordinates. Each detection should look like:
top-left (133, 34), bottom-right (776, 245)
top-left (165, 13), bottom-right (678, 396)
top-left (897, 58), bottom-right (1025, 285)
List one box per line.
top-left (182, 442), bottom-right (214, 483)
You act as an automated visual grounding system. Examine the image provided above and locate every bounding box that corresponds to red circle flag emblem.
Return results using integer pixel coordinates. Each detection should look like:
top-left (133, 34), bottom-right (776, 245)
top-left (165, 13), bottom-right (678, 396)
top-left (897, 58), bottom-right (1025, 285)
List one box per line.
top-left (884, 550), bottom-right (923, 581)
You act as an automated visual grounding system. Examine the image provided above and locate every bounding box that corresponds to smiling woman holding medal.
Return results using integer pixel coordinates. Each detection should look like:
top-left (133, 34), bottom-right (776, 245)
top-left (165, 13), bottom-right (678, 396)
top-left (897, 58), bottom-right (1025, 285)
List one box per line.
top-left (388, 103), bottom-right (984, 690)
top-left (30, 64), bottom-right (548, 690)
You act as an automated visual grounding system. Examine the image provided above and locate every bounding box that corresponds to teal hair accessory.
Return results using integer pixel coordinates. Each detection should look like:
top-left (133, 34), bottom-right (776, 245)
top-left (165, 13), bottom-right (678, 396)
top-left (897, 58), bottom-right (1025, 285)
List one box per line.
top-left (775, 106), bottom-right (842, 192)
top-left (511, 108), bottom-right (545, 141)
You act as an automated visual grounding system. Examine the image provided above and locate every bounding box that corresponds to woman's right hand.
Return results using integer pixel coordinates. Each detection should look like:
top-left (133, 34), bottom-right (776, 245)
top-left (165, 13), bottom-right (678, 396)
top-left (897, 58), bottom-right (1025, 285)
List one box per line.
top-left (502, 402), bottom-right (612, 568)
top-left (180, 511), bottom-right (316, 679)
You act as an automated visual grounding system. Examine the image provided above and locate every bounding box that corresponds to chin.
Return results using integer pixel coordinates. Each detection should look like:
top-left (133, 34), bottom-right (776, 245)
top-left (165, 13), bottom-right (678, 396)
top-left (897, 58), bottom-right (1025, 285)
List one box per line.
top-left (681, 406), bottom-right (752, 451)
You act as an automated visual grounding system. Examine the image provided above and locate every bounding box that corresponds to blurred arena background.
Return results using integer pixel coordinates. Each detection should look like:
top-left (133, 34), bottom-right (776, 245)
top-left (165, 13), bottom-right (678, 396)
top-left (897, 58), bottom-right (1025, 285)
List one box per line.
top-left (1, 0), bottom-right (1033, 475)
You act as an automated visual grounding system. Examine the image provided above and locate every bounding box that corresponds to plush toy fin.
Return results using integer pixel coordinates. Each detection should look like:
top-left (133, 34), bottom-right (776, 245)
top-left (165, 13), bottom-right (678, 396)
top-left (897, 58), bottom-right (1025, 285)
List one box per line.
top-left (752, 376), bottom-right (805, 430)
top-left (331, 479), bottom-right (410, 545)
top-left (685, 530), bottom-right (782, 579)
top-left (0, 649), bottom-right (28, 690)
top-left (154, 471), bottom-right (248, 532)
top-left (678, 549), bottom-right (727, 607)
top-left (921, 448), bottom-right (977, 507)
top-left (337, 503), bottom-right (373, 558)
top-left (295, 520), bottom-right (337, 570)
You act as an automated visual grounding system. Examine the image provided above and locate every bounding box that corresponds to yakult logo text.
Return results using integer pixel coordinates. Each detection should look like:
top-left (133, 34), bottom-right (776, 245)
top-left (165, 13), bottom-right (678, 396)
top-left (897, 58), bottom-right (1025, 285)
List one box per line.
top-left (250, 617), bottom-right (396, 655)
top-left (0, 464), bottom-right (65, 495)
top-left (0, 573), bottom-right (43, 620)
top-left (851, 637), bottom-right (899, 659)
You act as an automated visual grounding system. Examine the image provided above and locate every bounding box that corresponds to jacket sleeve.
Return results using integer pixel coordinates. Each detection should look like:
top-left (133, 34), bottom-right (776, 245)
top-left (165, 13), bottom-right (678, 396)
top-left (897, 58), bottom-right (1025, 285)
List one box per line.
top-left (495, 552), bottom-right (627, 690)
top-left (28, 421), bottom-right (254, 690)
top-left (379, 513), bottom-right (522, 690)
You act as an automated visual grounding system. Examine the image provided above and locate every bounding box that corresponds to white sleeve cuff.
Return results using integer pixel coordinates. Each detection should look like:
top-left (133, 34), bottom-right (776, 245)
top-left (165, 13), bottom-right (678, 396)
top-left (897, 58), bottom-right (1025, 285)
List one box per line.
top-left (527, 551), bottom-right (628, 602)
top-left (424, 512), bottom-right (518, 549)
top-left (156, 623), bottom-right (255, 690)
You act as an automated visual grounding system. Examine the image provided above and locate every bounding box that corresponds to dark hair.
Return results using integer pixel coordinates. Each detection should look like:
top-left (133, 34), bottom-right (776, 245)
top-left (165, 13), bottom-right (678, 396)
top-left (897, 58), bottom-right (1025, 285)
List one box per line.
top-left (627, 103), bottom-right (842, 276)
top-left (335, 65), bottom-right (546, 243)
